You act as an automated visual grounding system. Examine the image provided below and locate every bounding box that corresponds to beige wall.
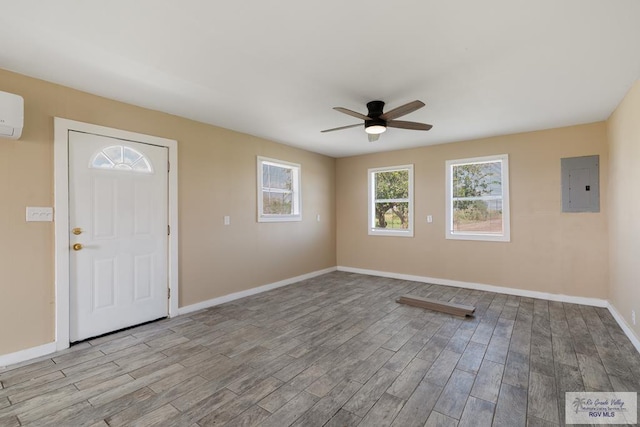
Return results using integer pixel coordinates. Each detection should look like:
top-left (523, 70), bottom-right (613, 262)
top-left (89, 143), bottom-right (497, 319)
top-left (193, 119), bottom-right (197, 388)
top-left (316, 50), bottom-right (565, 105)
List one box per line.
top-left (607, 80), bottom-right (640, 342)
top-left (337, 123), bottom-right (609, 299)
top-left (0, 69), bottom-right (336, 356)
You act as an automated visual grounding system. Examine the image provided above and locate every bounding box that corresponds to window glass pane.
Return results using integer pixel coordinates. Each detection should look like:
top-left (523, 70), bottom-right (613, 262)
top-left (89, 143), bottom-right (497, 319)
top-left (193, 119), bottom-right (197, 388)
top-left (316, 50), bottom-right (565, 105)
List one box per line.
top-left (264, 164), bottom-right (292, 191)
top-left (262, 191), bottom-right (293, 215)
top-left (375, 170), bottom-right (408, 200)
top-left (374, 202), bottom-right (409, 229)
top-left (123, 147), bottom-right (143, 165)
top-left (92, 152), bottom-right (114, 169)
top-left (453, 161), bottom-right (501, 198)
top-left (103, 146), bottom-right (123, 164)
top-left (132, 158), bottom-right (152, 172)
top-left (452, 199), bottom-right (503, 233)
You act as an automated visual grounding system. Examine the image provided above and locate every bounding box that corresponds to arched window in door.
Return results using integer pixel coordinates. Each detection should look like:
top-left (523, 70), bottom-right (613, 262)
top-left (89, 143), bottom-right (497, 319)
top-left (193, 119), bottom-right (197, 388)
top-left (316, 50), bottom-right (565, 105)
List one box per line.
top-left (90, 145), bottom-right (153, 173)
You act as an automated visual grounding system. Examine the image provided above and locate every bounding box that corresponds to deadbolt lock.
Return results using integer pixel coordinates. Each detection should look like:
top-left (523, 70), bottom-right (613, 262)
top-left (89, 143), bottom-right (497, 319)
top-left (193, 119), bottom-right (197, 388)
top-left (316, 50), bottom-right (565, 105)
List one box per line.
top-left (72, 228), bottom-right (83, 235)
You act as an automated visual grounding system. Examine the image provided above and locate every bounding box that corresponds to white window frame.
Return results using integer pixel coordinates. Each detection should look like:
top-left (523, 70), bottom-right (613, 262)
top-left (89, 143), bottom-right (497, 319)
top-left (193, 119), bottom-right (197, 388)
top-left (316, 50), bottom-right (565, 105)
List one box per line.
top-left (368, 164), bottom-right (414, 237)
top-left (445, 154), bottom-right (510, 242)
top-left (257, 156), bottom-right (302, 222)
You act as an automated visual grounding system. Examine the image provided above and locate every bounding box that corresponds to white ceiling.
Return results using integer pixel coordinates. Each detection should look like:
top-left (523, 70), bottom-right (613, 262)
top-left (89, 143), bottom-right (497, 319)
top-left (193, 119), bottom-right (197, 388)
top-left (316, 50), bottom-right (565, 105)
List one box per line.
top-left (1, 1), bottom-right (639, 157)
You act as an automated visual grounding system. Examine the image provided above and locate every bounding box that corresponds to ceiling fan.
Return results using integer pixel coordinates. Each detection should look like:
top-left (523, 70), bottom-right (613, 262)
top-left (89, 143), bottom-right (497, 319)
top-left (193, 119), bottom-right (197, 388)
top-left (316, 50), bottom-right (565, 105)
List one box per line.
top-left (321, 100), bottom-right (432, 142)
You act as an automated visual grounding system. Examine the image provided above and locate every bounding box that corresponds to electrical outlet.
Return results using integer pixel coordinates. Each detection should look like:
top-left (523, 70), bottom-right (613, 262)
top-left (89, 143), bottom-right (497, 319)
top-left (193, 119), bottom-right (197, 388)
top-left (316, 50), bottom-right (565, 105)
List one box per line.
top-left (427, 215), bottom-right (433, 223)
top-left (632, 310), bottom-right (636, 326)
top-left (223, 215), bottom-right (230, 226)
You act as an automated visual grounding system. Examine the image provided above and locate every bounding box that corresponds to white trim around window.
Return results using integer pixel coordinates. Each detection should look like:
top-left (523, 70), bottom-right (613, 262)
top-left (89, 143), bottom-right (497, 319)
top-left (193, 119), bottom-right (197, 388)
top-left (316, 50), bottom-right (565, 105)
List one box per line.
top-left (257, 156), bottom-right (302, 222)
top-left (368, 164), bottom-right (414, 237)
top-left (445, 154), bottom-right (510, 242)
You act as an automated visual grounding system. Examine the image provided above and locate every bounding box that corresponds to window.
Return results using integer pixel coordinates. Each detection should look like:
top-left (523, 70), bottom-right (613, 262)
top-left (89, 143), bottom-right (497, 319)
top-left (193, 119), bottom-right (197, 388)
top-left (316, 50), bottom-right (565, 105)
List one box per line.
top-left (368, 164), bottom-right (414, 237)
top-left (90, 145), bottom-right (153, 173)
top-left (446, 154), bottom-right (510, 242)
top-left (257, 157), bottom-right (301, 222)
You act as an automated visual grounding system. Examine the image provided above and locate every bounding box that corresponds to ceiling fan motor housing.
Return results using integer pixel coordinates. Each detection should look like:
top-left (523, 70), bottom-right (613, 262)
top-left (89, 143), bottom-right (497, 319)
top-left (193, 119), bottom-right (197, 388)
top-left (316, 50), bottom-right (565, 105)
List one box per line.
top-left (366, 101), bottom-right (385, 118)
top-left (365, 101), bottom-right (386, 133)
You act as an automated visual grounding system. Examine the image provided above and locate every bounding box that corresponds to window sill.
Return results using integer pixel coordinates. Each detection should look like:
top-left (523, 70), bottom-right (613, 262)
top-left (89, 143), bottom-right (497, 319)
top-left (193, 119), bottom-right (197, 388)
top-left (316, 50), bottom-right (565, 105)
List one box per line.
top-left (369, 229), bottom-right (414, 238)
top-left (446, 232), bottom-right (510, 242)
top-left (258, 215), bottom-right (302, 223)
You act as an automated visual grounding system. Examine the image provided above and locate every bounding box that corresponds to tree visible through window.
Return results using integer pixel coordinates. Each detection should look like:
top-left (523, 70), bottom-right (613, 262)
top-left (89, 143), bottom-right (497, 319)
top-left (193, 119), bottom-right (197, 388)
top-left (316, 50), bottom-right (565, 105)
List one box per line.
top-left (368, 165), bottom-right (414, 236)
top-left (257, 157), bottom-right (301, 222)
top-left (446, 155), bottom-right (510, 241)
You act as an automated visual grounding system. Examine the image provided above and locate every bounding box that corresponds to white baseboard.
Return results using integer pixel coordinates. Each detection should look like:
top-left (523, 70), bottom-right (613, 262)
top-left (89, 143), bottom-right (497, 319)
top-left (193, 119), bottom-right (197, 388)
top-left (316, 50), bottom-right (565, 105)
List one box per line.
top-left (177, 267), bottom-right (337, 316)
top-left (337, 266), bottom-right (609, 307)
top-left (606, 302), bottom-right (640, 354)
top-left (0, 342), bottom-right (56, 369)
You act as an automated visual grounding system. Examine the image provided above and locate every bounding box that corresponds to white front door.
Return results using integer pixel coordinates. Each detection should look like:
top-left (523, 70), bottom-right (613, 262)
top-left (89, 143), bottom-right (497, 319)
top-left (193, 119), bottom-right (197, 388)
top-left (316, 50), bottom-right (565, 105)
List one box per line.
top-left (69, 131), bottom-right (169, 342)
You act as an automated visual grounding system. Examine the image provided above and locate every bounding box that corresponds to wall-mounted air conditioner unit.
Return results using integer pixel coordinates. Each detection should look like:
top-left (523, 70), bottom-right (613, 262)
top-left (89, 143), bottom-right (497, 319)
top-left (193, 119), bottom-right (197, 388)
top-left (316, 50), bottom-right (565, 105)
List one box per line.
top-left (0, 90), bottom-right (24, 140)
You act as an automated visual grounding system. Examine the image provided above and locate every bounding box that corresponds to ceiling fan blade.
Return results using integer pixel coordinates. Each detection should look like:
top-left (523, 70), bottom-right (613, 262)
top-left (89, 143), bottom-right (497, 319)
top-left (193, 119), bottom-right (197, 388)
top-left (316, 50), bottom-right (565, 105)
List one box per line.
top-left (333, 107), bottom-right (371, 121)
top-left (368, 133), bottom-right (380, 142)
top-left (321, 123), bottom-right (362, 133)
top-left (386, 120), bottom-right (433, 131)
top-left (380, 100), bottom-right (425, 120)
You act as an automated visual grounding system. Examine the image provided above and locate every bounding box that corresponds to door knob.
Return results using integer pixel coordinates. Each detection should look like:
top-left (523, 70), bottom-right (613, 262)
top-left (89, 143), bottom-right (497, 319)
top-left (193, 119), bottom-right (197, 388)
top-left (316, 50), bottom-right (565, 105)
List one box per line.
top-left (72, 228), bottom-right (83, 235)
top-left (72, 243), bottom-right (83, 251)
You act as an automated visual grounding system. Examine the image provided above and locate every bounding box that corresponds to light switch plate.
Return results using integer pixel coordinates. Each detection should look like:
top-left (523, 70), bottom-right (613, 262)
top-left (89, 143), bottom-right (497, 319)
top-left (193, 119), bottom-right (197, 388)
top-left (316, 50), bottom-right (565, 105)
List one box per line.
top-left (26, 207), bottom-right (53, 222)
top-left (224, 215), bottom-right (230, 225)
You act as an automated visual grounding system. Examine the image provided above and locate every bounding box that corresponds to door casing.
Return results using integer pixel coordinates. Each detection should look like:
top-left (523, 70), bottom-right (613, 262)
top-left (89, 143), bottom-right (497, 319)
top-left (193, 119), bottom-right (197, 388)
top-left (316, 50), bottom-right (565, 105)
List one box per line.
top-left (54, 118), bottom-right (179, 350)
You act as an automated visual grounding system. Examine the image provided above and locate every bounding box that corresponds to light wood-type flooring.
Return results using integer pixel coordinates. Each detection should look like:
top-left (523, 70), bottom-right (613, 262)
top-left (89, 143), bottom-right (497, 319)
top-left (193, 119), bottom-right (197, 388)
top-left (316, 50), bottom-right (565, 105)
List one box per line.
top-left (1, 272), bottom-right (639, 426)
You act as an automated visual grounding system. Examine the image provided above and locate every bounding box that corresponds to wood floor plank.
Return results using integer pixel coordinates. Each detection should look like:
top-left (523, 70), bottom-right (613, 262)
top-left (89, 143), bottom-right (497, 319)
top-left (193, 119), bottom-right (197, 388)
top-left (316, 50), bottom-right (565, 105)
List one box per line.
top-left (224, 405), bottom-right (272, 427)
top-left (424, 411), bottom-right (458, 427)
top-left (576, 353), bottom-right (613, 391)
top-left (0, 414), bottom-right (20, 427)
top-left (257, 383), bottom-right (301, 413)
top-left (196, 376), bottom-right (284, 426)
top-left (358, 392), bottom-right (405, 427)
top-left (386, 356), bottom-right (432, 399)
top-left (433, 368), bottom-right (474, 419)
top-left (129, 403), bottom-right (180, 427)
top-left (105, 375), bottom-right (209, 426)
top-left (29, 387), bottom-right (156, 427)
top-left (456, 341), bottom-right (487, 375)
top-left (502, 350), bottom-right (529, 389)
top-left (324, 408), bottom-right (362, 427)
top-left (258, 391), bottom-right (319, 427)
top-left (391, 380), bottom-right (442, 427)
top-left (155, 388), bottom-right (237, 427)
top-left (470, 359), bottom-right (504, 403)
top-left (458, 396), bottom-right (495, 427)
top-left (484, 335), bottom-right (510, 364)
top-left (343, 367), bottom-right (399, 417)
top-left (528, 372), bottom-right (559, 424)
top-left (383, 339), bottom-right (423, 373)
top-left (291, 379), bottom-right (361, 426)
top-left (88, 364), bottom-right (183, 408)
top-left (423, 349), bottom-right (462, 387)
top-left (493, 383), bottom-right (527, 427)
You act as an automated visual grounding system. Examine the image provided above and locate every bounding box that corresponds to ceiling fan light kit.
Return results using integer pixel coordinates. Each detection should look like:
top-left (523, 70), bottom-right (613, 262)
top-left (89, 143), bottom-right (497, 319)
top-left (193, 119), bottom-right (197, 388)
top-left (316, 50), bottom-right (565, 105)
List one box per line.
top-left (322, 99), bottom-right (432, 141)
top-left (365, 121), bottom-right (386, 135)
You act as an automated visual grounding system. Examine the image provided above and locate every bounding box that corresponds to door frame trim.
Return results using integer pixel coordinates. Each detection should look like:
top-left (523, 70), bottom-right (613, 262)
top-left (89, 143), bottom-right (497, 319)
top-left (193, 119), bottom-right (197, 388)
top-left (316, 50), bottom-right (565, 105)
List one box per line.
top-left (54, 118), bottom-right (179, 351)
